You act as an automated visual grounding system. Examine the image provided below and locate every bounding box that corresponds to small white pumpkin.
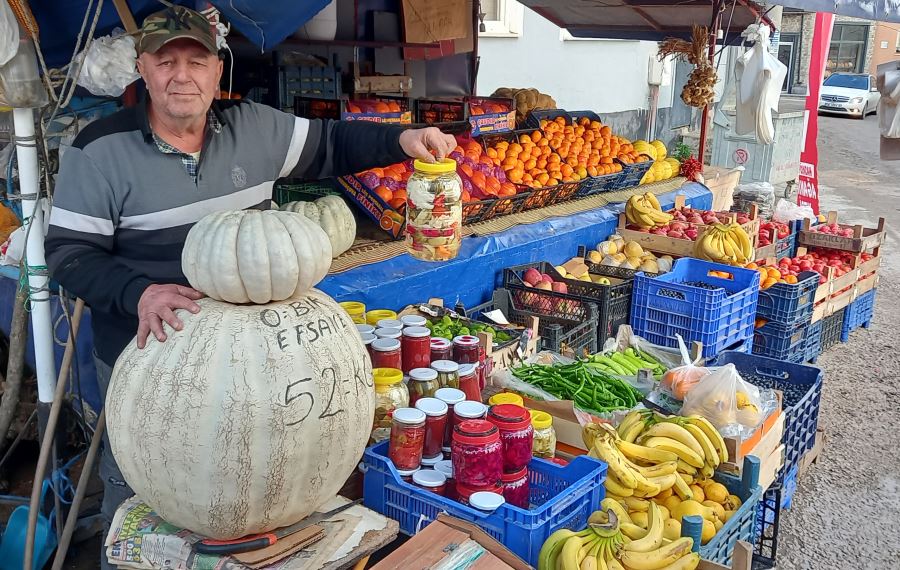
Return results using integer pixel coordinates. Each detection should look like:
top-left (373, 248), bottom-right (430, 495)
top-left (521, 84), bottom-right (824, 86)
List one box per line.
top-left (281, 201), bottom-right (321, 224)
top-left (107, 289), bottom-right (374, 538)
top-left (181, 210), bottom-right (332, 304)
top-left (314, 195), bottom-right (356, 257)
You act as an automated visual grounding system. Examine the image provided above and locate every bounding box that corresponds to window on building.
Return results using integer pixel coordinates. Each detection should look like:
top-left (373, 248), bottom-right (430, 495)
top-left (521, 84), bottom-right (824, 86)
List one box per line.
top-left (827, 24), bottom-right (870, 74)
top-left (479, 0), bottom-right (524, 37)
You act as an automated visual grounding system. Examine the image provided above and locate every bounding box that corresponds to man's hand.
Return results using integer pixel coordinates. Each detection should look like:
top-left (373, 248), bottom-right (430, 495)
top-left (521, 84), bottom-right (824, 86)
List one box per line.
top-left (137, 284), bottom-right (204, 348)
top-left (399, 127), bottom-right (457, 163)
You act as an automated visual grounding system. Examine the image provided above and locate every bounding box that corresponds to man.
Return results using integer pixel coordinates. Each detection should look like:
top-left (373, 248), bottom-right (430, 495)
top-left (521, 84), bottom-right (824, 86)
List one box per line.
top-left (44, 6), bottom-right (455, 566)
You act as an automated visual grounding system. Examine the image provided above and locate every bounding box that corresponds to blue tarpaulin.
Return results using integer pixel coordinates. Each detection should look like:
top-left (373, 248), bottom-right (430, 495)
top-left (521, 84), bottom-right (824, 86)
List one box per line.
top-left (31, 0), bottom-right (332, 68)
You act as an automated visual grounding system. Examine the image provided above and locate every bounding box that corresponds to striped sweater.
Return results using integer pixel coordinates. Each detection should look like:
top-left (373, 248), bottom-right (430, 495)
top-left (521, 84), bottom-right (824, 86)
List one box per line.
top-left (45, 99), bottom-right (409, 365)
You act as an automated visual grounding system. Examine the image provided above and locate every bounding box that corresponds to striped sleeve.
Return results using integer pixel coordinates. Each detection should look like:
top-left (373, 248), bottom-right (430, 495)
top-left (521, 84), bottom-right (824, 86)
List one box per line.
top-left (45, 147), bottom-right (152, 317)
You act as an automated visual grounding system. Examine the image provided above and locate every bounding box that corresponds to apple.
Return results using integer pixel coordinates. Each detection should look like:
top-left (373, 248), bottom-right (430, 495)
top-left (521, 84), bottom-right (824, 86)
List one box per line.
top-left (736, 215), bottom-right (750, 224)
top-left (535, 281), bottom-right (553, 291)
top-left (668, 230), bottom-right (685, 239)
top-left (670, 222), bottom-right (687, 231)
top-left (650, 227), bottom-right (667, 235)
top-left (689, 215), bottom-right (705, 225)
top-left (541, 273), bottom-right (553, 284)
top-left (551, 282), bottom-right (568, 294)
top-left (685, 228), bottom-right (699, 240)
top-left (523, 268), bottom-right (542, 286)
top-left (799, 260), bottom-right (813, 271)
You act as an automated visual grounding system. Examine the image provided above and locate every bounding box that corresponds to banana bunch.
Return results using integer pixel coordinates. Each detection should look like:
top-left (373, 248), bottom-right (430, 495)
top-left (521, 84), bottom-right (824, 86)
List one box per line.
top-left (625, 193), bottom-right (673, 228)
top-left (693, 223), bottom-right (753, 266)
top-left (538, 505), bottom-right (699, 570)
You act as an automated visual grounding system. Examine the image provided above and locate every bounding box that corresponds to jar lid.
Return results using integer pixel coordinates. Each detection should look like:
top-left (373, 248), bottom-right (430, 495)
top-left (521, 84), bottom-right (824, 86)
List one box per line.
top-left (489, 393), bottom-right (525, 407)
top-left (453, 335), bottom-right (480, 347)
top-left (453, 419), bottom-right (499, 445)
top-left (415, 397), bottom-right (448, 417)
top-left (531, 410), bottom-right (553, 430)
top-left (456, 482), bottom-right (503, 500)
top-left (396, 466), bottom-right (420, 478)
top-left (409, 368), bottom-right (438, 382)
top-left (402, 326), bottom-right (431, 339)
top-left (488, 404), bottom-right (531, 431)
top-left (372, 338), bottom-right (401, 352)
top-left (373, 368), bottom-right (403, 386)
top-left (469, 491), bottom-right (505, 512)
top-left (431, 360), bottom-right (460, 373)
top-left (401, 315), bottom-right (427, 327)
top-left (366, 309), bottom-right (398, 325)
top-left (434, 459), bottom-right (454, 478)
top-left (412, 469), bottom-right (447, 488)
top-left (375, 328), bottom-right (402, 339)
top-left (393, 407), bottom-right (426, 425)
top-left (356, 324), bottom-right (375, 335)
top-left (454, 401), bottom-right (488, 419)
top-left (430, 337), bottom-right (452, 349)
top-left (501, 467), bottom-right (528, 483)
top-left (420, 454), bottom-right (443, 467)
top-left (340, 301), bottom-right (366, 315)
top-left (414, 157), bottom-right (457, 174)
top-left (434, 388), bottom-right (466, 405)
top-left (377, 319), bottom-right (404, 330)
top-left (360, 333), bottom-right (376, 345)
top-left (458, 363), bottom-right (478, 378)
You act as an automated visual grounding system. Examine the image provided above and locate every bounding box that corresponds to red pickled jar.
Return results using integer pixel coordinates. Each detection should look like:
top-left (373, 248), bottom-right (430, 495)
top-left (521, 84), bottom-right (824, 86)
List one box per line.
top-left (371, 338), bottom-right (402, 370)
top-left (401, 315), bottom-right (427, 328)
top-left (377, 318), bottom-right (404, 330)
top-left (412, 469), bottom-right (447, 496)
top-left (435, 459), bottom-right (456, 500)
top-left (452, 401), bottom-right (488, 432)
top-left (456, 481), bottom-right (504, 506)
top-left (451, 419), bottom-right (503, 488)
top-left (401, 326), bottom-right (431, 373)
top-left (458, 363), bottom-right (481, 402)
top-left (501, 468), bottom-right (530, 509)
top-left (453, 335), bottom-right (480, 364)
top-left (487, 404), bottom-right (534, 472)
top-left (435, 388), bottom-right (466, 454)
top-left (430, 338), bottom-right (453, 362)
top-left (375, 327), bottom-right (402, 340)
top-left (389, 408), bottom-right (426, 471)
top-left (361, 333), bottom-right (376, 362)
top-left (415, 397), bottom-right (448, 459)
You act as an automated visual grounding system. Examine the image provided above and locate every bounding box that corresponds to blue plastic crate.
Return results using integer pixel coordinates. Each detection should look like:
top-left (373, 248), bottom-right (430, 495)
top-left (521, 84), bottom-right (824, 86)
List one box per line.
top-left (681, 456), bottom-right (762, 566)
top-left (755, 271), bottom-right (817, 326)
top-left (361, 441), bottom-right (607, 566)
top-left (630, 259), bottom-right (760, 359)
top-left (803, 319), bottom-right (823, 363)
top-left (780, 463), bottom-right (799, 509)
top-left (819, 307), bottom-right (845, 353)
top-left (841, 288), bottom-right (876, 342)
top-left (753, 485), bottom-right (781, 566)
top-left (523, 108), bottom-right (571, 130)
top-left (575, 170), bottom-right (624, 197)
top-left (751, 315), bottom-right (811, 362)
top-left (616, 157), bottom-right (654, 189)
top-left (710, 352), bottom-right (823, 488)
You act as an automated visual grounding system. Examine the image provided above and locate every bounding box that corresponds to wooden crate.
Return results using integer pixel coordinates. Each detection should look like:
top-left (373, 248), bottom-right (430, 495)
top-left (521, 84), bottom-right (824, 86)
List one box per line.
top-left (617, 213), bottom-right (697, 257)
top-left (668, 195), bottom-right (760, 244)
top-left (721, 391), bottom-right (783, 471)
top-left (798, 211), bottom-right (885, 253)
top-left (754, 227), bottom-right (778, 261)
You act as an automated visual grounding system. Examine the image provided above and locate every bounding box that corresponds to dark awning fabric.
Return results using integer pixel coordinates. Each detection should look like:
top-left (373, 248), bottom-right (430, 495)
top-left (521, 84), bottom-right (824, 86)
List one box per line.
top-left (31, 0), bottom-right (332, 68)
top-left (771, 0), bottom-right (900, 23)
top-left (517, 0), bottom-right (772, 43)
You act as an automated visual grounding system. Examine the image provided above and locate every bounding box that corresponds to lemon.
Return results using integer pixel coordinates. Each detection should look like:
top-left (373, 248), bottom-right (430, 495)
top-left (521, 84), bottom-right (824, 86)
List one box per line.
top-left (689, 485), bottom-right (705, 503)
top-left (702, 500), bottom-right (725, 521)
top-left (701, 519), bottom-right (716, 544)
top-left (630, 511), bottom-right (649, 529)
top-left (663, 518), bottom-right (681, 541)
top-left (663, 495), bottom-right (682, 514)
top-left (705, 482), bottom-right (729, 505)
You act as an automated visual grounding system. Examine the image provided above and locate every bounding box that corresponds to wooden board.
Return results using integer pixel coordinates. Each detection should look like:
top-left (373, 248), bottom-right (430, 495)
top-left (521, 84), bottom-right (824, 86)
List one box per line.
top-left (720, 409), bottom-right (785, 479)
top-left (798, 211), bottom-right (885, 253)
top-left (617, 213), bottom-right (697, 257)
top-left (797, 428), bottom-right (826, 479)
top-left (722, 391), bottom-right (783, 468)
top-left (759, 444), bottom-right (786, 492)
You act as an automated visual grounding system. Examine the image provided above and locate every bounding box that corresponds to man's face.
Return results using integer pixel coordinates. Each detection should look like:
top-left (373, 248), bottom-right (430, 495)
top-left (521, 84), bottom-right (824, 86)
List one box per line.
top-left (137, 39), bottom-right (223, 122)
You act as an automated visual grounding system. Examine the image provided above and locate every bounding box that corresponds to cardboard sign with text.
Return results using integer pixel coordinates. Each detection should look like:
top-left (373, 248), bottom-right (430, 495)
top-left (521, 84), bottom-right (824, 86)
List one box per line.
top-left (401, 0), bottom-right (468, 43)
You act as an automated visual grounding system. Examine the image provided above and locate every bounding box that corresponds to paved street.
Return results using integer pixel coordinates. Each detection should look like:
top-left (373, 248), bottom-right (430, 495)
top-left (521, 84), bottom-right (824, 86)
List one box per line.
top-left (777, 113), bottom-right (900, 569)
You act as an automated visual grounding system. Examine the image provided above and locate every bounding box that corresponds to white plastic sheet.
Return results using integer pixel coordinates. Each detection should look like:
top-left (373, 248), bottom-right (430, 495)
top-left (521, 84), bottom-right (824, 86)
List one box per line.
top-left (877, 63), bottom-right (900, 139)
top-left (734, 25), bottom-right (787, 145)
top-left (75, 30), bottom-right (139, 97)
top-left (0, 0), bottom-right (18, 67)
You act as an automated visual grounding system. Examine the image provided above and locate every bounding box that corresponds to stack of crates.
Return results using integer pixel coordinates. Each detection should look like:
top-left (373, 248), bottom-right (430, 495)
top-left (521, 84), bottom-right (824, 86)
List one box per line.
top-left (752, 271), bottom-right (818, 363)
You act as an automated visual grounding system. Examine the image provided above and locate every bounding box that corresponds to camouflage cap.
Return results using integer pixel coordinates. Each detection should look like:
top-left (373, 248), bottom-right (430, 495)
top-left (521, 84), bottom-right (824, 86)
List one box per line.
top-left (137, 6), bottom-right (217, 55)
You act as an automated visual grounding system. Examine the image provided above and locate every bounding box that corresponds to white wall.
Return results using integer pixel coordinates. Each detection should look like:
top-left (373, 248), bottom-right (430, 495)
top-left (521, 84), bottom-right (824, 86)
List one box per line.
top-left (477, 8), bottom-right (675, 113)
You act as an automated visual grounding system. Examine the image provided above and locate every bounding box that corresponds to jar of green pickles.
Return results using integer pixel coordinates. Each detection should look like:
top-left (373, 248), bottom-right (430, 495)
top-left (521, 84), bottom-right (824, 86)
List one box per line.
top-left (371, 368), bottom-right (409, 443)
top-left (406, 159), bottom-right (462, 262)
top-left (530, 410), bottom-right (557, 459)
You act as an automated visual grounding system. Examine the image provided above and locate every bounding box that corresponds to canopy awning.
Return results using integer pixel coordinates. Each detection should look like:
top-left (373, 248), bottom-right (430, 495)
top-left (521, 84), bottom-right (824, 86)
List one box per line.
top-left (772, 0), bottom-right (900, 23)
top-left (517, 0), bottom-right (772, 43)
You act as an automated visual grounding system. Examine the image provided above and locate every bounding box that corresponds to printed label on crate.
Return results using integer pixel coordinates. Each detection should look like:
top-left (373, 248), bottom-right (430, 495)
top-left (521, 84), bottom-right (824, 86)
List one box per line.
top-left (336, 175), bottom-right (405, 238)
top-left (341, 111), bottom-right (413, 124)
top-left (469, 111), bottom-right (516, 136)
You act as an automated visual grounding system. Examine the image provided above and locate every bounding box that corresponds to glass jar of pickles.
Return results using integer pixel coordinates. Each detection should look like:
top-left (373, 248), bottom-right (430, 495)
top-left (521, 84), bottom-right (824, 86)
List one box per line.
top-left (406, 158), bottom-right (462, 262)
top-left (530, 410), bottom-right (557, 459)
top-left (431, 360), bottom-right (460, 389)
top-left (408, 368), bottom-right (440, 406)
top-left (371, 368), bottom-right (408, 443)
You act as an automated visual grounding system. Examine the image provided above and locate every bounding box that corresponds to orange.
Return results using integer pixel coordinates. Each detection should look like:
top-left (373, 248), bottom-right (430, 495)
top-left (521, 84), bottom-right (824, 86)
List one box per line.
top-left (587, 166), bottom-right (599, 177)
top-left (388, 102), bottom-right (401, 112)
top-left (536, 173), bottom-right (550, 185)
top-left (486, 148), bottom-right (498, 159)
top-left (522, 173), bottom-right (533, 183)
top-left (785, 275), bottom-right (799, 284)
top-left (374, 185), bottom-right (393, 202)
top-left (745, 262), bottom-right (758, 270)
top-left (392, 188), bottom-right (408, 202)
top-left (547, 178), bottom-right (559, 186)
top-left (531, 130), bottom-right (543, 143)
top-left (762, 277), bottom-right (778, 289)
top-left (766, 268), bottom-right (782, 280)
top-left (471, 171), bottom-right (486, 189)
top-left (508, 168), bottom-right (524, 183)
top-left (388, 197), bottom-right (405, 210)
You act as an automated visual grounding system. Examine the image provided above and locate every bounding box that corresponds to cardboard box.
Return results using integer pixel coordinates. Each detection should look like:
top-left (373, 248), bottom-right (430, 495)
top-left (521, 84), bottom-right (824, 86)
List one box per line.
top-left (371, 515), bottom-right (530, 570)
top-left (335, 174), bottom-right (406, 239)
top-left (722, 391), bottom-right (783, 469)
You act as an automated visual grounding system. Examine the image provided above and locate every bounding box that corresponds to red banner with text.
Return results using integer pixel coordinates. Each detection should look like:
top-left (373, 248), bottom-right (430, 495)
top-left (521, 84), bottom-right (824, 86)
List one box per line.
top-left (797, 12), bottom-right (835, 214)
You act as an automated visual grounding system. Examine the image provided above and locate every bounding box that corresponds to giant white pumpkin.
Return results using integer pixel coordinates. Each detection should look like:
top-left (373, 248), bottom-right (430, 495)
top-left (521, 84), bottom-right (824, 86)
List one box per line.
top-left (281, 196), bottom-right (356, 257)
top-left (106, 289), bottom-right (375, 538)
top-left (181, 210), bottom-right (332, 304)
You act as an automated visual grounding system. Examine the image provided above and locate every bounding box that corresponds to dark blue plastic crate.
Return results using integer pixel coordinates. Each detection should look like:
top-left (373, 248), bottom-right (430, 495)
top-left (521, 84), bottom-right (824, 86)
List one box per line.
top-left (803, 319), bottom-right (823, 363)
top-left (819, 308), bottom-right (845, 353)
top-left (780, 463), bottom-right (799, 509)
top-left (523, 108), bottom-right (571, 130)
top-left (753, 486), bottom-right (781, 566)
top-left (361, 440), bottom-right (607, 566)
top-left (630, 259), bottom-right (760, 359)
top-left (682, 456), bottom-right (762, 566)
top-left (752, 315), bottom-right (811, 362)
top-left (755, 271), bottom-right (817, 326)
top-left (616, 157), bottom-right (654, 189)
top-left (575, 170), bottom-right (624, 197)
top-left (841, 288), bottom-right (876, 342)
top-left (710, 352), bottom-right (823, 488)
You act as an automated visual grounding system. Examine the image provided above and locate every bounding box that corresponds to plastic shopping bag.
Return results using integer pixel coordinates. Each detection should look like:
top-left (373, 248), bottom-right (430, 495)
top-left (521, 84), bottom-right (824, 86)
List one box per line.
top-left (773, 198), bottom-right (816, 224)
top-left (76, 30), bottom-right (139, 97)
top-left (659, 335), bottom-right (711, 401)
top-left (0, 0), bottom-right (18, 68)
top-left (680, 363), bottom-right (764, 438)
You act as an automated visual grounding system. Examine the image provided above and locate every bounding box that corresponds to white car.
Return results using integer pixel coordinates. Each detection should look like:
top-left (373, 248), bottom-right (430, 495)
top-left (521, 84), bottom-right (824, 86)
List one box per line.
top-left (818, 73), bottom-right (881, 119)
